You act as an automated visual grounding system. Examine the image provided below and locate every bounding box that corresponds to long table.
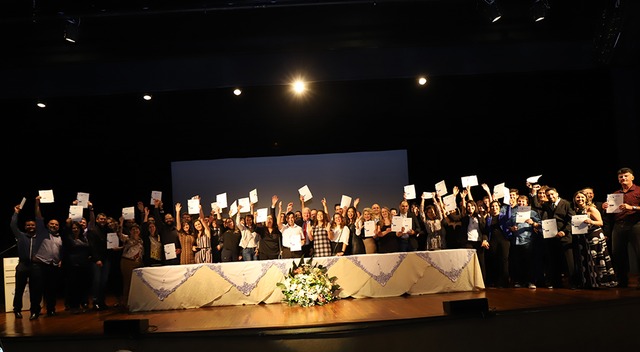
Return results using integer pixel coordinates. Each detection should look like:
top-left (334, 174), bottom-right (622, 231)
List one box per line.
top-left (128, 248), bottom-right (485, 312)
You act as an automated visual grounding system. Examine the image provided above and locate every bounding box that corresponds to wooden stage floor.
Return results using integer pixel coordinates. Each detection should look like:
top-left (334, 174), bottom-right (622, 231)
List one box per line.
top-left (2, 283), bottom-right (640, 339)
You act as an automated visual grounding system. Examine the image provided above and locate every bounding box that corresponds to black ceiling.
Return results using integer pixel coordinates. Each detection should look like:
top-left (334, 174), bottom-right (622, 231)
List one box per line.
top-left (1, 0), bottom-right (638, 100)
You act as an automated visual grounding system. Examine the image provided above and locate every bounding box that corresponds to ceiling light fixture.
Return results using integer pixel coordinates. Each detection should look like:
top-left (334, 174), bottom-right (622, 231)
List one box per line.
top-left (531, 0), bottom-right (550, 22)
top-left (64, 18), bottom-right (80, 43)
top-left (481, 0), bottom-right (502, 23)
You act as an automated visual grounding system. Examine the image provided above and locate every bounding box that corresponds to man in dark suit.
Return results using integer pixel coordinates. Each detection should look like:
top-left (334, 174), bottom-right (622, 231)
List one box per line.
top-left (541, 187), bottom-right (576, 289)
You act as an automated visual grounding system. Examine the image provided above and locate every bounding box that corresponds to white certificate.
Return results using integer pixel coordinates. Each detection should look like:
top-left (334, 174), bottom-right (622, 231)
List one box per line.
top-left (516, 206), bottom-right (531, 224)
top-left (107, 232), bottom-right (119, 249)
top-left (229, 200), bottom-right (238, 217)
top-left (284, 231), bottom-right (302, 251)
top-left (364, 220), bottom-right (376, 237)
top-left (391, 216), bottom-right (403, 232)
top-left (442, 194), bottom-right (457, 213)
top-left (150, 190), bottom-right (162, 205)
top-left (606, 193), bottom-right (623, 214)
top-left (571, 214), bottom-right (589, 235)
top-left (238, 197), bottom-right (251, 213)
top-left (493, 183), bottom-right (506, 199)
top-left (435, 180), bottom-right (447, 197)
top-left (77, 192), bottom-right (90, 208)
top-left (249, 189), bottom-right (258, 204)
top-left (164, 243), bottom-right (177, 260)
top-left (298, 185), bottom-right (313, 202)
top-left (461, 175), bottom-right (479, 188)
top-left (340, 195), bottom-right (352, 209)
top-left (526, 174), bottom-right (542, 184)
top-left (256, 208), bottom-right (268, 223)
top-left (187, 198), bottom-right (200, 214)
top-left (38, 189), bottom-right (55, 203)
top-left (122, 206), bottom-right (135, 220)
top-left (69, 205), bottom-right (83, 222)
top-left (404, 184), bottom-right (416, 200)
top-left (216, 193), bottom-right (228, 209)
top-left (542, 219), bottom-right (558, 239)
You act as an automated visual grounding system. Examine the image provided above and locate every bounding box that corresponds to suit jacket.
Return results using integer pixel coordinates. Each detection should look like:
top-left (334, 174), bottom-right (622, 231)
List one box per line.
top-left (542, 198), bottom-right (575, 244)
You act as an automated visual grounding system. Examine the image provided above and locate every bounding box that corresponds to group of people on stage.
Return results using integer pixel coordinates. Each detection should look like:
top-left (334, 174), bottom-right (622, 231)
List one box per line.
top-left (9, 167), bottom-right (640, 320)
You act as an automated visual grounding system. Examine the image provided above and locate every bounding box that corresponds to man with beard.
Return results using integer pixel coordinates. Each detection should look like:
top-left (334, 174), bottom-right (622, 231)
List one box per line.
top-left (153, 199), bottom-right (182, 265)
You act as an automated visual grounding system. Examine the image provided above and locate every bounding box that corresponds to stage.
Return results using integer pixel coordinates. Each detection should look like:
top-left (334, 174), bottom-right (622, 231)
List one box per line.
top-left (2, 283), bottom-right (640, 352)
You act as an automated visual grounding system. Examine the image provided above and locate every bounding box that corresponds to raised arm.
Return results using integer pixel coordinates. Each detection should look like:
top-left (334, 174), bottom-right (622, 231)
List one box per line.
top-left (481, 183), bottom-right (493, 202)
top-left (175, 203), bottom-right (182, 231)
top-left (433, 193), bottom-right (444, 221)
top-left (321, 197), bottom-right (329, 215)
top-left (35, 195), bottom-right (43, 219)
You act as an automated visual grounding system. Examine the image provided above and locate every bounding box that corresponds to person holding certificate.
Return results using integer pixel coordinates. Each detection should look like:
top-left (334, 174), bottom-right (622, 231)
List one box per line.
top-left (508, 195), bottom-right (541, 289)
top-left (277, 204), bottom-right (305, 259)
top-left (541, 187), bottom-right (577, 289)
top-left (9, 197), bottom-right (48, 320)
top-left (601, 167), bottom-right (640, 288)
top-left (572, 191), bottom-right (617, 288)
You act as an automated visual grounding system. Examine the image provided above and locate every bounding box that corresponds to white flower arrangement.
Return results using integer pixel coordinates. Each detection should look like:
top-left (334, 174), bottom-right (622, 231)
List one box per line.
top-left (277, 256), bottom-right (341, 307)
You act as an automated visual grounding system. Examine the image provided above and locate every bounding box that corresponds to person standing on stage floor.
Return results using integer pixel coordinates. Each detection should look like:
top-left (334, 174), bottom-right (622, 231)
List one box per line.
top-left (193, 209), bottom-right (213, 264)
top-left (61, 217), bottom-right (91, 313)
top-left (237, 203), bottom-right (258, 261)
top-left (219, 216), bottom-right (242, 262)
top-left (299, 195), bottom-right (325, 257)
top-left (582, 186), bottom-right (612, 252)
top-left (375, 206), bottom-right (399, 254)
top-left (397, 198), bottom-right (422, 252)
top-left (87, 210), bottom-right (111, 310)
top-left (9, 197), bottom-right (48, 320)
top-left (572, 191), bottom-right (617, 288)
top-left (460, 187), bottom-right (488, 283)
top-left (486, 199), bottom-right (513, 288)
top-left (209, 205), bottom-right (224, 263)
top-left (153, 199), bottom-right (182, 265)
top-left (508, 195), bottom-right (541, 289)
top-left (175, 203), bottom-right (196, 265)
top-left (310, 209), bottom-right (333, 257)
top-left (542, 187), bottom-right (577, 289)
top-left (117, 216), bottom-right (144, 309)
top-left (329, 212), bottom-right (350, 256)
top-left (31, 196), bottom-right (63, 318)
top-left (346, 205), bottom-right (365, 255)
top-left (602, 167), bottom-right (640, 288)
top-left (278, 200), bottom-right (305, 259)
top-left (355, 207), bottom-right (378, 254)
top-left (420, 192), bottom-right (446, 251)
top-left (141, 207), bottom-right (163, 267)
top-left (256, 196), bottom-right (282, 260)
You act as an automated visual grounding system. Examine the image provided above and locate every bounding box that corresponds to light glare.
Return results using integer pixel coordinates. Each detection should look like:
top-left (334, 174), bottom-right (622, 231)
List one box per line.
top-left (293, 80), bottom-right (306, 94)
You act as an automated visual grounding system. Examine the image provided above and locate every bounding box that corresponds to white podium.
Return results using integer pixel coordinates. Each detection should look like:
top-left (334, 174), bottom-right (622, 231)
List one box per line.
top-left (3, 257), bottom-right (31, 312)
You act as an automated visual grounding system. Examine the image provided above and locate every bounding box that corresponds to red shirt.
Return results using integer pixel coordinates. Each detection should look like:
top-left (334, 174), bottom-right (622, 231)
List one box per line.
top-left (614, 183), bottom-right (640, 223)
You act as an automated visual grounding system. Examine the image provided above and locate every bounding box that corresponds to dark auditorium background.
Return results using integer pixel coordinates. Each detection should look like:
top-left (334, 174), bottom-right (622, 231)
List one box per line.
top-left (0, 1), bottom-right (638, 255)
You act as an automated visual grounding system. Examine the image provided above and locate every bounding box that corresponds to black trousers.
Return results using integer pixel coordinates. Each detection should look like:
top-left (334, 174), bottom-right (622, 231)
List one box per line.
top-left (13, 261), bottom-right (43, 314)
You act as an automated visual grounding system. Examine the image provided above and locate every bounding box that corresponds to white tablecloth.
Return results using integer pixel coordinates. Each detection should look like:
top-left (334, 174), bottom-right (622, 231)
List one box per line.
top-left (128, 249), bottom-right (484, 312)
